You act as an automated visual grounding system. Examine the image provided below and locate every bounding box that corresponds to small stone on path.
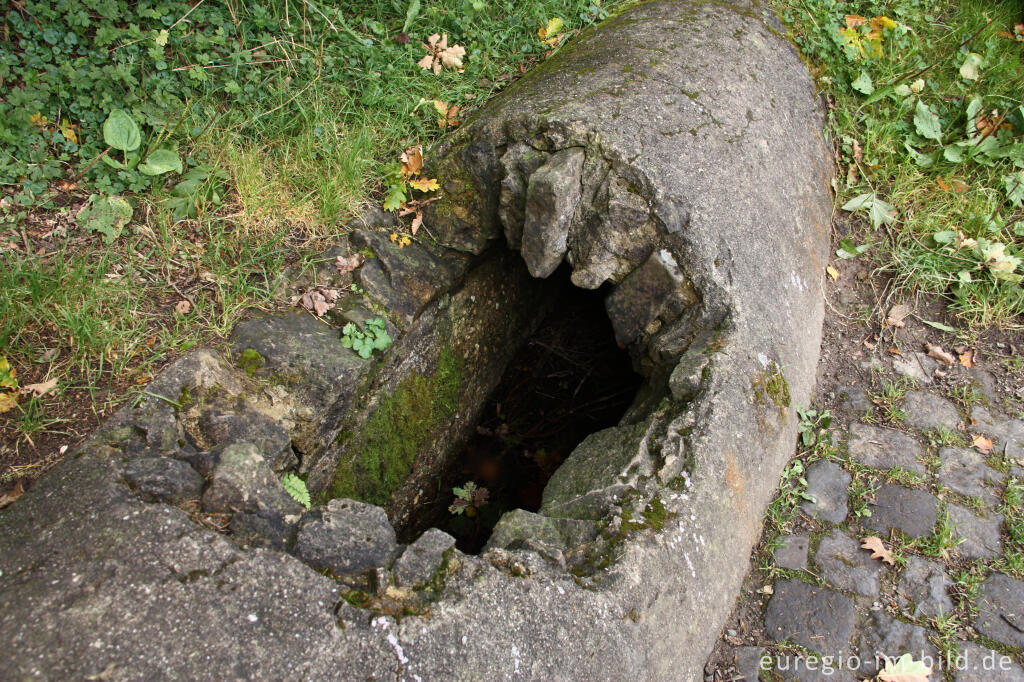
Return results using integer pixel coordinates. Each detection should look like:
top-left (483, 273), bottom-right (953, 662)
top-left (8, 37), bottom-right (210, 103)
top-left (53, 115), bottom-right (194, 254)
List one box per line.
top-left (892, 353), bottom-right (937, 384)
top-left (734, 646), bottom-right (765, 682)
top-left (895, 556), bottom-right (953, 620)
top-left (902, 390), bottom-right (960, 433)
top-left (937, 446), bottom-right (1000, 503)
top-left (765, 579), bottom-right (857, 657)
top-left (857, 610), bottom-right (938, 678)
top-left (800, 461), bottom-right (850, 524)
top-left (947, 503), bottom-right (1003, 560)
top-left (773, 534), bottom-right (809, 571)
top-left (975, 573), bottom-right (1024, 650)
top-left (847, 424), bottom-right (927, 476)
top-left (815, 531), bottom-right (883, 597)
top-left (866, 484), bottom-right (938, 539)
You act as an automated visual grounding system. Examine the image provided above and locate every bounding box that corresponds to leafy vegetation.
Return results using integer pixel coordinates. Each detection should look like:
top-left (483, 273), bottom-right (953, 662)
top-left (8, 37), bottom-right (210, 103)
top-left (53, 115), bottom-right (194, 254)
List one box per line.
top-left (774, 0), bottom-right (1024, 325)
top-left (282, 471), bottom-right (311, 510)
top-left (1, 0), bottom-right (617, 475)
top-left (341, 318), bottom-right (393, 359)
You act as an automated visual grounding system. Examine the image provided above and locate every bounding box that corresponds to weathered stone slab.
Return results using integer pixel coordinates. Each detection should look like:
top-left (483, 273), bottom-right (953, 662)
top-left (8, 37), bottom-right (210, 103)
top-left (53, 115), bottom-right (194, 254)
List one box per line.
top-left (948, 503), bottom-right (1003, 560)
top-left (895, 556), bottom-right (953, 619)
top-left (202, 442), bottom-right (303, 518)
top-left (857, 611), bottom-right (938, 679)
top-left (521, 147), bottom-right (585, 278)
top-left (774, 534), bottom-right (809, 571)
top-left (847, 423), bottom-right (927, 476)
top-left (971, 406), bottom-right (1024, 462)
top-left (800, 461), bottom-right (850, 524)
top-left (937, 446), bottom-right (1000, 503)
top-left (294, 499), bottom-right (398, 580)
top-left (765, 580), bottom-right (857, 656)
top-left (902, 390), bottom-right (960, 432)
top-left (954, 641), bottom-right (1024, 681)
top-left (123, 456), bottom-right (204, 505)
top-left (393, 528), bottom-right (455, 589)
top-left (815, 531), bottom-right (883, 597)
top-left (866, 484), bottom-right (938, 539)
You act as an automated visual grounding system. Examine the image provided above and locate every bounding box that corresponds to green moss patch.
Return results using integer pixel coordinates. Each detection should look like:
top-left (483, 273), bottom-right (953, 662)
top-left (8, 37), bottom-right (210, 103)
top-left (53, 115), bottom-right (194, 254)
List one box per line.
top-left (236, 348), bottom-right (265, 377)
top-left (328, 348), bottom-right (463, 506)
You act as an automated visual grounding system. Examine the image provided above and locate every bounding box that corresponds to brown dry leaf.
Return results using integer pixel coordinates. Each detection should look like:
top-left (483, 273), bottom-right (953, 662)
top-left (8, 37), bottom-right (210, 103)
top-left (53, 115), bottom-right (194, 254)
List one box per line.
top-left (949, 178), bottom-right (969, 193)
top-left (174, 300), bottom-right (192, 316)
top-left (937, 175), bottom-right (950, 192)
top-left (0, 481), bottom-right (24, 510)
top-left (400, 146), bottom-right (423, 177)
top-left (410, 212), bottom-right (423, 236)
top-left (958, 349), bottom-right (976, 368)
top-left (845, 14), bottom-right (867, 28)
top-left (885, 303), bottom-right (911, 328)
top-left (298, 288), bottom-right (341, 317)
top-left (0, 391), bottom-right (18, 413)
top-left (925, 342), bottom-right (954, 365)
top-left (21, 377), bottom-right (58, 397)
top-left (418, 33), bottom-right (465, 74)
top-left (860, 536), bottom-right (895, 565)
top-left (335, 253), bottom-right (364, 276)
top-left (827, 265), bottom-right (839, 280)
top-left (972, 434), bottom-right (993, 455)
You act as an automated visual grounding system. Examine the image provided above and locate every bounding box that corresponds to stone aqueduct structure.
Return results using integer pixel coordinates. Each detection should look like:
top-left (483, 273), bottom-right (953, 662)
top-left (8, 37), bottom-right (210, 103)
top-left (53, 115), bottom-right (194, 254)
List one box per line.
top-left (0, 1), bottom-right (832, 679)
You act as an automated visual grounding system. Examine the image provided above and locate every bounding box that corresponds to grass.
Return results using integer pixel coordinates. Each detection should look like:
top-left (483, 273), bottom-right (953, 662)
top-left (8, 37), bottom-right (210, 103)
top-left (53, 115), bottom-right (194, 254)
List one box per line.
top-left (0, 0), bottom-right (622, 479)
top-left (772, 0), bottom-right (1024, 327)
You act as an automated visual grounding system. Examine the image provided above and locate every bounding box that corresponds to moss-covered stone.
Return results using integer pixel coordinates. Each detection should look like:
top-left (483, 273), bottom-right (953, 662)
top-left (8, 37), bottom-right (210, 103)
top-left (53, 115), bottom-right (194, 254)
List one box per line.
top-left (236, 348), bottom-right (265, 377)
top-left (752, 362), bottom-right (790, 409)
top-left (328, 348), bottom-right (464, 506)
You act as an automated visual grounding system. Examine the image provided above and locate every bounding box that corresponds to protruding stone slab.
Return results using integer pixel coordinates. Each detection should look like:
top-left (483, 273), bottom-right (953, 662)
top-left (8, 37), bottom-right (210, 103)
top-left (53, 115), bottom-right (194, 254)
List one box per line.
top-left (123, 456), bottom-right (204, 505)
top-left (521, 147), bottom-right (585, 278)
top-left (765, 580), bottom-right (857, 656)
top-left (847, 423), bottom-right (927, 476)
top-left (866, 484), bottom-right (938, 539)
top-left (895, 556), bottom-right (953, 619)
top-left (948, 503), bottom-right (1003, 560)
top-left (294, 499), bottom-right (398, 580)
top-left (605, 249), bottom-right (697, 348)
top-left (800, 461), bottom-right (850, 523)
top-left (202, 442), bottom-right (303, 518)
top-left (393, 528), bottom-right (456, 588)
top-left (902, 390), bottom-right (960, 432)
top-left (815, 531), bottom-right (883, 597)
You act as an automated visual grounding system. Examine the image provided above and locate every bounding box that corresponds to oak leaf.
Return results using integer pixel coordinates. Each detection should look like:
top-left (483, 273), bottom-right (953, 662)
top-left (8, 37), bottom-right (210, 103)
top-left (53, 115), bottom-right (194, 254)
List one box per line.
top-left (418, 33), bottom-right (465, 74)
top-left (400, 146), bottom-right (423, 177)
top-left (21, 377), bottom-right (57, 397)
top-left (174, 300), bottom-right (192, 316)
top-left (0, 392), bottom-right (17, 413)
top-left (860, 536), bottom-right (895, 565)
top-left (335, 253), bottom-right (364, 275)
top-left (925, 343), bottom-right (954, 365)
top-left (827, 265), bottom-right (839, 280)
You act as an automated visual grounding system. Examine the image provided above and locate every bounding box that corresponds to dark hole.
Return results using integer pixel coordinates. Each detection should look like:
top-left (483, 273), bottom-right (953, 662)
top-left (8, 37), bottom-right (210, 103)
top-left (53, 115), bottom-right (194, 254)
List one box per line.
top-left (404, 264), bottom-right (642, 554)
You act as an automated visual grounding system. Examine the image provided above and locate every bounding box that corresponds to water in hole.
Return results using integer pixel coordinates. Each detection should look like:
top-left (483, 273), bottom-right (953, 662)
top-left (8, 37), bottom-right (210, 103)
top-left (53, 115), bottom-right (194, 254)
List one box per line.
top-left (416, 264), bottom-right (642, 553)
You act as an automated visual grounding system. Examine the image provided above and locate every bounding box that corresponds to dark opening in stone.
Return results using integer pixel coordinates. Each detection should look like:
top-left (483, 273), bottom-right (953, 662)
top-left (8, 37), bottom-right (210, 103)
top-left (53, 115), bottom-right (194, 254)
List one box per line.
top-left (401, 264), bottom-right (642, 553)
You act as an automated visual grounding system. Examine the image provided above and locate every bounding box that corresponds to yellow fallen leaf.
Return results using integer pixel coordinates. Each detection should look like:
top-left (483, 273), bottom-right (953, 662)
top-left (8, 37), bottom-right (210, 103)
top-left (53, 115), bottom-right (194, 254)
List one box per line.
top-left (409, 177), bottom-right (440, 192)
top-left (59, 120), bottom-right (78, 144)
top-left (826, 265), bottom-right (839, 280)
top-left (0, 392), bottom-right (18, 413)
top-left (958, 349), bottom-right (975, 368)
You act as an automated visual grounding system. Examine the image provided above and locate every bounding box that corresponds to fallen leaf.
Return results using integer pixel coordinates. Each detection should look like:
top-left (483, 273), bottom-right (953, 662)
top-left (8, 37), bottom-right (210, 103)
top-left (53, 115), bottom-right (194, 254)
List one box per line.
top-left (410, 212), bottom-right (423, 235)
top-left (949, 178), bottom-right (969, 193)
top-left (958, 349), bottom-right (976, 368)
top-left (972, 434), bottom-right (993, 455)
top-left (0, 481), bottom-right (24, 510)
top-left (174, 300), bottom-right (192, 316)
top-left (0, 356), bottom-right (17, 390)
top-left (937, 176), bottom-right (950, 192)
top-left (335, 253), bottom-right (364, 275)
top-left (760, 584), bottom-right (773, 595)
top-left (400, 146), bottom-right (423, 177)
top-left (860, 536), bottom-right (895, 565)
top-left (925, 343), bottom-right (954, 365)
top-left (845, 14), bottom-right (867, 28)
top-left (21, 377), bottom-right (57, 397)
top-left (885, 303), bottom-right (911, 328)
top-left (409, 177), bottom-right (440, 192)
top-left (537, 17), bottom-right (566, 47)
top-left (877, 653), bottom-right (932, 682)
top-left (418, 33), bottom-right (465, 74)
top-left (827, 265), bottom-right (839, 280)
top-left (0, 392), bottom-right (17, 413)
top-left (298, 287), bottom-right (341, 316)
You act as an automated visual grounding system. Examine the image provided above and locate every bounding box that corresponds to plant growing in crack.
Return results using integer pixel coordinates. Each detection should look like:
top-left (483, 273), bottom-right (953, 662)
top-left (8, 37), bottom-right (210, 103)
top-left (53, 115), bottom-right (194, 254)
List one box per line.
top-left (341, 318), bottom-right (392, 358)
top-left (448, 481), bottom-right (489, 517)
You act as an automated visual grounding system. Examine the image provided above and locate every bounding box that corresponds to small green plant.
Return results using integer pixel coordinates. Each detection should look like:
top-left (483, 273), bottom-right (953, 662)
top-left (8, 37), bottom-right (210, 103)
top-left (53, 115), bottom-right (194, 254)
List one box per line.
top-left (282, 472), bottom-right (311, 510)
top-left (448, 481), bottom-right (489, 516)
top-left (341, 318), bottom-right (392, 358)
top-left (926, 424), bottom-right (967, 448)
top-left (796, 405), bottom-right (833, 448)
